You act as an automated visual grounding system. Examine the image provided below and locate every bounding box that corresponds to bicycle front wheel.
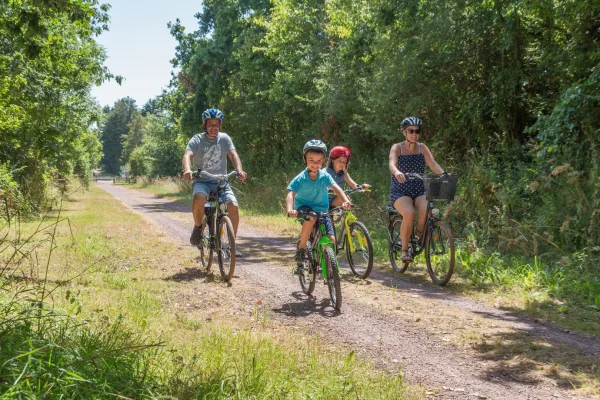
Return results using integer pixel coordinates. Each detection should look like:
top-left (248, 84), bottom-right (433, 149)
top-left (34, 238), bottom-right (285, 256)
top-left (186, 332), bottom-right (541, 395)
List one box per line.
top-left (388, 217), bottom-right (408, 273)
top-left (425, 221), bottom-right (455, 286)
top-left (198, 216), bottom-right (213, 270)
top-left (345, 221), bottom-right (374, 279)
top-left (324, 247), bottom-right (342, 311)
top-left (217, 216), bottom-right (236, 283)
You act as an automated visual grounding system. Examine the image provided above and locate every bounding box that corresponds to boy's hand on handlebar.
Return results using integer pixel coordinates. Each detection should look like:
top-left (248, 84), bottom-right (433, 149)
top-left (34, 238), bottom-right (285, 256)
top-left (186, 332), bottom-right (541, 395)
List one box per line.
top-left (361, 183), bottom-right (371, 190)
top-left (341, 201), bottom-right (352, 210)
top-left (237, 170), bottom-right (248, 181)
top-left (287, 210), bottom-right (297, 218)
top-left (183, 170), bottom-right (193, 182)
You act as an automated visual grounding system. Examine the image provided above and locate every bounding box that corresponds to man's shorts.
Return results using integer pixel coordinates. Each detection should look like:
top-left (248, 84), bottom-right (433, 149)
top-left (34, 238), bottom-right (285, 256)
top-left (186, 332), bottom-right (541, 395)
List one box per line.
top-left (192, 181), bottom-right (237, 205)
top-left (297, 205), bottom-right (334, 235)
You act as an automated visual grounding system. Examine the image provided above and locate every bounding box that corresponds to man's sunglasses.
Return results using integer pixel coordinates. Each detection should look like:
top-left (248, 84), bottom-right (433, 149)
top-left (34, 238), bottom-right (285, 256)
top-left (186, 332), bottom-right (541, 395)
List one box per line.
top-left (406, 128), bottom-right (421, 134)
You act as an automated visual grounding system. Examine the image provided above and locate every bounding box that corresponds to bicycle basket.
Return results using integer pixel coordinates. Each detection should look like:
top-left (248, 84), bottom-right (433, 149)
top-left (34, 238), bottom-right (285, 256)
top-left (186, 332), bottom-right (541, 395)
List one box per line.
top-left (423, 174), bottom-right (459, 201)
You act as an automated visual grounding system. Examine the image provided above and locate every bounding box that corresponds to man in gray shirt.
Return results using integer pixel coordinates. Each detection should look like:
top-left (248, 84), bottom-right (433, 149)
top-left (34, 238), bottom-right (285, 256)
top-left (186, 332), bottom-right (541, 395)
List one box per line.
top-left (182, 108), bottom-right (247, 255)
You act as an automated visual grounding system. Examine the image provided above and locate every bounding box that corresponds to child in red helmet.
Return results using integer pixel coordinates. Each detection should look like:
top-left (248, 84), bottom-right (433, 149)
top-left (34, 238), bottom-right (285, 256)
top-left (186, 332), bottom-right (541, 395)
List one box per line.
top-left (326, 146), bottom-right (371, 207)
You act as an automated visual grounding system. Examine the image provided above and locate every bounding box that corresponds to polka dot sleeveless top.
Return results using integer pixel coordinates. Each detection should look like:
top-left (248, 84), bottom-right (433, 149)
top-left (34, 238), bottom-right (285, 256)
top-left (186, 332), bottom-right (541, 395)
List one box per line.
top-left (389, 142), bottom-right (426, 203)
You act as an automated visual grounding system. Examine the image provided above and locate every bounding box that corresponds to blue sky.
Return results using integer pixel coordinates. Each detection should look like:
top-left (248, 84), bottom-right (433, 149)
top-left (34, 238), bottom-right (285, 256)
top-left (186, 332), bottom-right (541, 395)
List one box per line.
top-left (91, 0), bottom-right (202, 108)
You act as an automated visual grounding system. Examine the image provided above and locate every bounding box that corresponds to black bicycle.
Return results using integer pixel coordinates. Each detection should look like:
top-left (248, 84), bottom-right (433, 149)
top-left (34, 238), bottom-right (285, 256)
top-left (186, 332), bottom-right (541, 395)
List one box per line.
top-left (193, 169), bottom-right (239, 283)
top-left (387, 173), bottom-right (458, 286)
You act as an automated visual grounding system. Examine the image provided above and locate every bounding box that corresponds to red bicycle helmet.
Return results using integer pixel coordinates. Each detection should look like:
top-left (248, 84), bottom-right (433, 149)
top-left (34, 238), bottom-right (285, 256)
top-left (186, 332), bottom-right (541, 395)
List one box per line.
top-left (329, 146), bottom-right (351, 159)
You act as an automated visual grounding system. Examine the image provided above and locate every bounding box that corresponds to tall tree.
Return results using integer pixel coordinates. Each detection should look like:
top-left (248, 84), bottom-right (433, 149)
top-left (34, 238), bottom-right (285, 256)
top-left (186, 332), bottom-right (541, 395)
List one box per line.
top-left (100, 98), bottom-right (138, 175)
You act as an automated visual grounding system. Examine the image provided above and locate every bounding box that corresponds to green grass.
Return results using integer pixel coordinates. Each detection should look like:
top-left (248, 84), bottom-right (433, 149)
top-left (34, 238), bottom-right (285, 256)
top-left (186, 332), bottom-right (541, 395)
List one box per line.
top-left (0, 185), bottom-right (422, 399)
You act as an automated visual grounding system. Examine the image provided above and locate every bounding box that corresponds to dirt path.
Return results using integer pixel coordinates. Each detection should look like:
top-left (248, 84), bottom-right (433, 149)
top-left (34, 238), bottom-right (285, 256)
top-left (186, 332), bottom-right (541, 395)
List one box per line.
top-left (97, 182), bottom-right (600, 400)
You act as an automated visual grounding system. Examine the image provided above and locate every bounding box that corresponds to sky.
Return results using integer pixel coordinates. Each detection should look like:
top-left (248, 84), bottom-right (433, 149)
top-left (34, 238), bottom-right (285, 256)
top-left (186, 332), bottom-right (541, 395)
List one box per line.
top-left (91, 0), bottom-right (202, 108)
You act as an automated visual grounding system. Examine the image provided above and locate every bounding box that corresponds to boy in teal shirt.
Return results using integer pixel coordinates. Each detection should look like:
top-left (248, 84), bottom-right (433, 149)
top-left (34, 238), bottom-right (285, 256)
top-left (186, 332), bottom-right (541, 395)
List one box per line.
top-left (286, 140), bottom-right (351, 272)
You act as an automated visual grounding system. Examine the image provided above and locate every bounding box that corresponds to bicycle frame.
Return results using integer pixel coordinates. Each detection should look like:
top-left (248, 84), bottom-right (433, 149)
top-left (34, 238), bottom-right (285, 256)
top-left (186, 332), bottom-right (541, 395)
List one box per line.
top-left (332, 186), bottom-right (369, 253)
top-left (194, 169), bottom-right (239, 248)
top-left (311, 217), bottom-right (337, 281)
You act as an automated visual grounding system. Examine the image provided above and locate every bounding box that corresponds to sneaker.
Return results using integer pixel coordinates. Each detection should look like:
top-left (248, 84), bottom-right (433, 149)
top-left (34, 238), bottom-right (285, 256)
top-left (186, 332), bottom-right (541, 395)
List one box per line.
top-left (190, 225), bottom-right (202, 246)
top-left (295, 248), bottom-right (306, 263)
top-left (235, 247), bottom-right (243, 258)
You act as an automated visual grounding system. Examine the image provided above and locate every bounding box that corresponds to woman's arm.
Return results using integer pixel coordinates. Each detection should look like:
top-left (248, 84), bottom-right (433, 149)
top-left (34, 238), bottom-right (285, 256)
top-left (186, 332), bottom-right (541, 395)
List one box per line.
top-left (421, 144), bottom-right (445, 175)
top-left (389, 143), bottom-right (406, 183)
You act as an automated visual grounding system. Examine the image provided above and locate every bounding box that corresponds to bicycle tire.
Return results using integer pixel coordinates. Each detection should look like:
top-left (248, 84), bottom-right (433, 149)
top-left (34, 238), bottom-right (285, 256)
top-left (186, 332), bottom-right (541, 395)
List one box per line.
top-left (198, 216), bottom-right (213, 270)
top-left (388, 216), bottom-right (409, 273)
top-left (425, 221), bottom-right (455, 286)
top-left (324, 246), bottom-right (342, 311)
top-left (217, 216), bottom-right (236, 282)
top-left (345, 221), bottom-right (374, 279)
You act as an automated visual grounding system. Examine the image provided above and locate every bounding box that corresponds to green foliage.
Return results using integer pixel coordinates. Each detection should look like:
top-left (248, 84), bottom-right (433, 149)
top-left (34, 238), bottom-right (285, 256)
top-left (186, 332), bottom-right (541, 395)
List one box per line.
top-left (100, 97), bottom-right (138, 175)
top-left (0, 0), bottom-right (113, 212)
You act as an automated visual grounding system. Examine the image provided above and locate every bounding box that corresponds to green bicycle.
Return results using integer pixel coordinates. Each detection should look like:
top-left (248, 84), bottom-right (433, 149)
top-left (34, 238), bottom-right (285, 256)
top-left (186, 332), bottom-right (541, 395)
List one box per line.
top-left (332, 186), bottom-right (374, 279)
top-left (296, 207), bottom-right (344, 311)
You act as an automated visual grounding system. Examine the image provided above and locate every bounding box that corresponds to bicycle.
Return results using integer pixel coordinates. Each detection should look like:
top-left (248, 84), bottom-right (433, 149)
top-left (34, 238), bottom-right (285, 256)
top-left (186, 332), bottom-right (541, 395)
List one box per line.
top-left (387, 173), bottom-right (458, 286)
top-left (193, 169), bottom-right (239, 283)
top-left (295, 207), bottom-right (345, 311)
top-left (331, 186), bottom-right (374, 279)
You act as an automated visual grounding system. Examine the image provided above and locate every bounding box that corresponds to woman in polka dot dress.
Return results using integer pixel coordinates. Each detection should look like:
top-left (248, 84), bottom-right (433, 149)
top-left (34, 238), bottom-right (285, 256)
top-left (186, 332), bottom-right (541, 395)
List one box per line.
top-left (388, 117), bottom-right (446, 262)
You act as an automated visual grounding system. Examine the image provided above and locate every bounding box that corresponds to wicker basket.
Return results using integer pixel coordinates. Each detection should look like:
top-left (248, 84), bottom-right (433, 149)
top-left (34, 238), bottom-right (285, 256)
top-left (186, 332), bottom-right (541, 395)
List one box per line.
top-left (423, 174), bottom-right (459, 201)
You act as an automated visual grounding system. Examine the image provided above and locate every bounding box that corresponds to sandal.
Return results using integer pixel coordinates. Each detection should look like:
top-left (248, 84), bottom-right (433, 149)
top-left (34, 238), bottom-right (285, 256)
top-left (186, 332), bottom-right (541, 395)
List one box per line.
top-left (401, 250), bottom-right (413, 263)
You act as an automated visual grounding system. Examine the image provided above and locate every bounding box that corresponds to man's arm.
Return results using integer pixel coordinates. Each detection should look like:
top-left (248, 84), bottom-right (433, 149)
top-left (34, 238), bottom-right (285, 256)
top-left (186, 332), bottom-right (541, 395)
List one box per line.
top-left (227, 150), bottom-right (247, 181)
top-left (182, 150), bottom-right (194, 182)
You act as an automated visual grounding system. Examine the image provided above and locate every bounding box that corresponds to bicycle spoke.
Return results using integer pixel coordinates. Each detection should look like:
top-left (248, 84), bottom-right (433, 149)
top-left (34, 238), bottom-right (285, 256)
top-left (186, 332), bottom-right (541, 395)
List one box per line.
top-left (345, 222), bottom-right (373, 279)
top-left (425, 221), bottom-right (455, 286)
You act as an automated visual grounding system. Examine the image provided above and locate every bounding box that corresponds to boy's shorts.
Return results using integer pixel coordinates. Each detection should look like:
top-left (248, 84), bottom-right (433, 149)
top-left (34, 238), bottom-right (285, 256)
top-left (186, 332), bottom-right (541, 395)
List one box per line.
top-left (193, 181), bottom-right (237, 204)
top-left (297, 205), bottom-right (334, 235)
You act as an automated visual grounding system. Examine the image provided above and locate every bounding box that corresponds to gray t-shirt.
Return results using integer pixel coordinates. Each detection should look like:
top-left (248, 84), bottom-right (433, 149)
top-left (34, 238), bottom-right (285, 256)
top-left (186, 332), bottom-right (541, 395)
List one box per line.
top-left (186, 132), bottom-right (235, 181)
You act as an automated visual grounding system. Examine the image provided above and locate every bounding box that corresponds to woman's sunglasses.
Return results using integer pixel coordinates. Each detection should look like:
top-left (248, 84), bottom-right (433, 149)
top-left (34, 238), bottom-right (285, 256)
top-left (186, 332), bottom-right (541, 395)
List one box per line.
top-left (406, 128), bottom-right (421, 134)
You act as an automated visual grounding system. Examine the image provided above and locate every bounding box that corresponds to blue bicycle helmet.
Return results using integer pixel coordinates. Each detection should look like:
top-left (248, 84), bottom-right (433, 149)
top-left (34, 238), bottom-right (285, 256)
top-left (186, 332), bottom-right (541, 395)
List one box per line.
top-left (303, 139), bottom-right (327, 156)
top-left (201, 108), bottom-right (225, 123)
top-left (400, 116), bottom-right (423, 129)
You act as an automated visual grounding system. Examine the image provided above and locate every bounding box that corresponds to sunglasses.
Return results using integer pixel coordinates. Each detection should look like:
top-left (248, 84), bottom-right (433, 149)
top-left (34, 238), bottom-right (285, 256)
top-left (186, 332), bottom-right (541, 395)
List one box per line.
top-left (406, 128), bottom-right (421, 134)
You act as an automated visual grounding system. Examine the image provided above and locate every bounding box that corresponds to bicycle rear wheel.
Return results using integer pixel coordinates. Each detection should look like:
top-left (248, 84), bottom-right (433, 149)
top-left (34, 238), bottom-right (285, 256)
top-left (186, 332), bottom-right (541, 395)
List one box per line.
top-left (198, 216), bottom-right (213, 270)
top-left (345, 221), bottom-right (374, 279)
top-left (425, 221), bottom-right (455, 286)
top-left (388, 217), bottom-right (408, 273)
top-left (324, 247), bottom-right (342, 311)
top-left (217, 216), bottom-right (236, 282)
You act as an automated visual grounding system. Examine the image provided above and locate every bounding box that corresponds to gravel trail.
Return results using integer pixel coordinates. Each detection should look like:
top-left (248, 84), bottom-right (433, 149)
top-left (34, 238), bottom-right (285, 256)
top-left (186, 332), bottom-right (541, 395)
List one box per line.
top-left (98, 182), bottom-right (600, 400)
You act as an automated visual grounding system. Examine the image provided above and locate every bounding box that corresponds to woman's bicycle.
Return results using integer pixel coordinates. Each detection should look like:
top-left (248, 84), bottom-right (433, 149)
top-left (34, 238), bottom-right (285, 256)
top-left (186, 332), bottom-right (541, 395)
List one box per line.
top-left (387, 173), bottom-right (458, 286)
top-left (193, 169), bottom-right (239, 283)
top-left (331, 186), bottom-right (374, 279)
top-left (295, 207), bottom-right (345, 311)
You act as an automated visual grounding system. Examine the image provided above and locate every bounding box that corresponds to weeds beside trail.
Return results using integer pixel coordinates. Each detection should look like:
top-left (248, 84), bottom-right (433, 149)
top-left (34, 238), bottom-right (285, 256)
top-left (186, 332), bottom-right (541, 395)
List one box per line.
top-left (0, 186), bottom-right (421, 399)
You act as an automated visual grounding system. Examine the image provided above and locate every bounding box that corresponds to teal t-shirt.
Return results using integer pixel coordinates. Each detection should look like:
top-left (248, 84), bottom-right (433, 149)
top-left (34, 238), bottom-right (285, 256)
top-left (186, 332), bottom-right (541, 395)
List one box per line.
top-left (287, 169), bottom-right (336, 212)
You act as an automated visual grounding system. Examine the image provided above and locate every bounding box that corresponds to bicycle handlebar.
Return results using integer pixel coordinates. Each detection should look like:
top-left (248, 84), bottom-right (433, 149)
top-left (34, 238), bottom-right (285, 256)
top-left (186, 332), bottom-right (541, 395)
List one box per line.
top-left (343, 185), bottom-right (371, 195)
top-left (295, 206), bottom-right (344, 220)
top-left (192, 169), bottom-right (240, 181)
top-left (404, 172), bottom-right (451, 181)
